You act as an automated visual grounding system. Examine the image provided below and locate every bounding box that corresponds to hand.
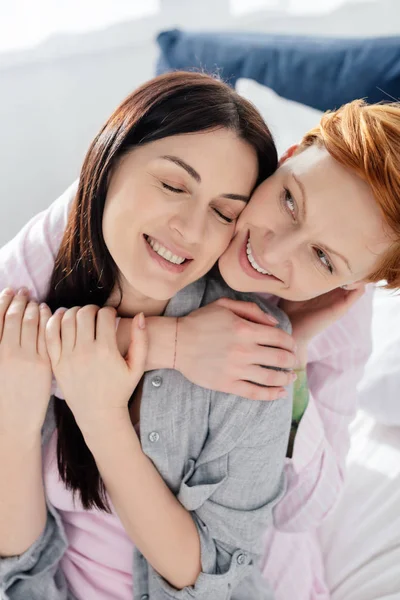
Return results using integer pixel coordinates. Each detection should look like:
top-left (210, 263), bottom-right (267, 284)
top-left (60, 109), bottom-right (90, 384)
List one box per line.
top-left (45, 305), bottom-right (148, 434)
top-left (0, 288), bottom-right (52, 437)
top-left (279, 284), bottom-right (366, 367)
top-left (176, 297), bottom-right (297, 401)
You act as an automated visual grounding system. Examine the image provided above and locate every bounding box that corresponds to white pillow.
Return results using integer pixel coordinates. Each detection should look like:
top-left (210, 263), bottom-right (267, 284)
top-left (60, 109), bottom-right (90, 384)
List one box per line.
top-left (236, 78), bottom-right (323, 157)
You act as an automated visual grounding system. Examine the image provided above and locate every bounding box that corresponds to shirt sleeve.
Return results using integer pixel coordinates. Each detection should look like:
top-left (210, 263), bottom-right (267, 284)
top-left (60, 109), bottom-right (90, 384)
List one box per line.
top-left (0, 501), bottom-right (72, 599)
top-left (0, 181), bottom-right (77, 397)
top-left (149, 378), bottom-right (292, 597)
top-left (273, 285), bottom-right (374, 532)
top-left (0, 181), bottom-right (77, 300)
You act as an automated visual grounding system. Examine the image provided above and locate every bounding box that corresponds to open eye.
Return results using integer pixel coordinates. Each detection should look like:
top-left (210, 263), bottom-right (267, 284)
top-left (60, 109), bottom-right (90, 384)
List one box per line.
top-left (283, 188), bottom-right (296, 219)
top-left (161, 182), bottom-right (185, 193)
top-left (315, 248), bottom-right (334, 274)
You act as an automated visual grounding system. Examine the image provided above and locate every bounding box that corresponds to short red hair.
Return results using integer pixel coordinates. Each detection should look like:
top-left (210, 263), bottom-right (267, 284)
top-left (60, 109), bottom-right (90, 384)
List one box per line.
top-left (300, 100), bottom-right (400, 288)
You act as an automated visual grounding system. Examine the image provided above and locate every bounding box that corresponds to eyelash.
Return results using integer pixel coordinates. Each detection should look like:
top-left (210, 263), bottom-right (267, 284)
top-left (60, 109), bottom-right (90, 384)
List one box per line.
top-left (161, 182), bottom-right (234, 224)
top-left (282, 187), bottom-right (334, 275)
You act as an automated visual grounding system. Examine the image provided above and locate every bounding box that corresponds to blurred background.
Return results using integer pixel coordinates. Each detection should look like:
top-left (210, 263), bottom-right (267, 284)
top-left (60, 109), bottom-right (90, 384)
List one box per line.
top-left (0, 0), bottom-right (399, 245)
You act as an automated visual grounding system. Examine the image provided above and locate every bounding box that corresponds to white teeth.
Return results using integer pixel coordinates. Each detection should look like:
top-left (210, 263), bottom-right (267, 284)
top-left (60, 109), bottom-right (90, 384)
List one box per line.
top-left (146, 236), bottom-right (186, 265)
top-left (246, 239), bottom-right (271, 275)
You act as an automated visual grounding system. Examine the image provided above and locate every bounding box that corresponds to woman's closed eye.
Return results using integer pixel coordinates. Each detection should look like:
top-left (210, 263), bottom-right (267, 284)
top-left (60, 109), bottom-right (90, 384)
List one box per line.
top-left (161, 180), bottom-right (237, 224)
top-left (213, 208), bottom-right (235, 224)
top-left (161, 181), bottom-right (185, 194)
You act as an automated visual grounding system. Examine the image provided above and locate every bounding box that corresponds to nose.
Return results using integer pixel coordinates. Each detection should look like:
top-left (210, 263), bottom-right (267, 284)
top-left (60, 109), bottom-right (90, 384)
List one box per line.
top-left (260, 229), bottom-right (300, 266)
top-left (169, 203), bottom-right (207, 246)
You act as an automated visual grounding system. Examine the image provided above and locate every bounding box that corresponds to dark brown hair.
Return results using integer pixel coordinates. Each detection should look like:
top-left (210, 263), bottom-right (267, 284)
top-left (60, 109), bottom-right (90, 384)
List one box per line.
top-left (45, 71), bottom-right (278, 511)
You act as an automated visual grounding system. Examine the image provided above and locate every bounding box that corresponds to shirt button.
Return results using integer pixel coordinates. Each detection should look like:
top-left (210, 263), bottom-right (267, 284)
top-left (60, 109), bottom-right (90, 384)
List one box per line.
top-left (140, 595), bottom-right (149, 600)
top-left (151, 375), bottom-right (163, 388)
top-left (237, 552), bottom-right (247, 565)
top-left (148, 431), bottom-right (160, 443)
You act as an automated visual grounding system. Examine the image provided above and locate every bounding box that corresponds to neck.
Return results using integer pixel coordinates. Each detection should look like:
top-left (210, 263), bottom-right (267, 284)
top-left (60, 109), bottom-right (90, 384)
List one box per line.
top-left (106, 280), bottom-right (169, 318)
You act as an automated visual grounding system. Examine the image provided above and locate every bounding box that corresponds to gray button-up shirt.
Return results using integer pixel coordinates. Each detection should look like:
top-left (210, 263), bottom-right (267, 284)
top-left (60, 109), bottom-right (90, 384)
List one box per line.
top-left (0, 274), bottom-right (292, 600)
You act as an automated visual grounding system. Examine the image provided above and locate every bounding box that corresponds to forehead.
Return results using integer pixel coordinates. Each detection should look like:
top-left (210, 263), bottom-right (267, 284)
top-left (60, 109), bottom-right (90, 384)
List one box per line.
top-left (284, 146), bottom-right (391, 276)
top-left (132, 130), bottom-right (257, 185)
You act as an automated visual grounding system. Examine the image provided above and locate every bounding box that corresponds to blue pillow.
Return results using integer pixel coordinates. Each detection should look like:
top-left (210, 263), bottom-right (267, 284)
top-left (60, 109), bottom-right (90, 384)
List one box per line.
top-left (156, 29), bottom-right (400, 112)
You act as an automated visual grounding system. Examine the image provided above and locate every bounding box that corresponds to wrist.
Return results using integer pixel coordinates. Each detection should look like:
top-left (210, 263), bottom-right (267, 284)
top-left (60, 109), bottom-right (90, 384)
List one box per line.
top-left (146, 316), bottom-right (177, 371)
top-left (77, 408), bottom-right (132, 443)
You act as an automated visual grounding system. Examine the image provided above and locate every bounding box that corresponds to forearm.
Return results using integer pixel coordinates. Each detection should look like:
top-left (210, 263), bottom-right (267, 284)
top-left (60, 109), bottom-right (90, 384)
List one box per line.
top-left (117, 316), bottom-right (176, 371)
top-left (0, 433), bottom-right (47, 557)
top-left (84, 415), bottom-right (201, 590)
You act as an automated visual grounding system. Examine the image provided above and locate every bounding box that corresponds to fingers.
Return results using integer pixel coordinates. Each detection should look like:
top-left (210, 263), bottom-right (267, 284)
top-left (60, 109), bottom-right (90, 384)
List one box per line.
top-left (215, 297), bottom-right (279, 326)
top-left (37, 303), bottom-right (52, 359)
top-left (20, 301), bottom-right (40, 351)
top-left (233, 380), bottom-right (288, 402)
top-left (0, 288), bottom-right (16, 341)
top-left (244, 365), bottom-right (297, 388)
top-left (76, 305), bottom-right (99, 344)
top-left (126, 313), bottom-right (148, 380)
top-left (249, 322), bottom-right (297, 353)
top-left (95, 306), bottom-right (118, 350)
top-left (46, 308), bottom-right (67, 365)
top-left (252, 345), bottom-right (297, 370)
top-left (60, 307), bottom-right (80, 352)
top-left (1, 288), bottom-right (30, 347)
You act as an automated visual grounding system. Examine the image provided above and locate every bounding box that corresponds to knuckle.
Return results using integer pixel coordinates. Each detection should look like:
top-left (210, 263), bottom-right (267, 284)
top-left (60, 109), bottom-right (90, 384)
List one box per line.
top-left (276, 349), bottom-right (293, 367)
top-left (98, 306), bottom-right (116, 318)
top-left (78, 304), bottom-right (98, 317)
top-left (5, 309), bottom-right (19, 322)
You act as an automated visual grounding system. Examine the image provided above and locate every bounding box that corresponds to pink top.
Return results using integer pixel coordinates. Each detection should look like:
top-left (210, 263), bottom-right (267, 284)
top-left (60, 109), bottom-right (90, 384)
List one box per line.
top-left (0, 182), bottom-right (373, 599)
top-left (44, 429), bottom-right (137, 600)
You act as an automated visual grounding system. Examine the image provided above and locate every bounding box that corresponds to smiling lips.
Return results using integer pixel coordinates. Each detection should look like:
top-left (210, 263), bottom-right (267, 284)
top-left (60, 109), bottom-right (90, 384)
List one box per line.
top-left (246, 238), bottom-right (272, 275)
top-left (242, 233), bottom-right (281, 282)
top-left (146, 235), bottom-right (187, 265)
top-left (144, 234), bottom-right (193, 273)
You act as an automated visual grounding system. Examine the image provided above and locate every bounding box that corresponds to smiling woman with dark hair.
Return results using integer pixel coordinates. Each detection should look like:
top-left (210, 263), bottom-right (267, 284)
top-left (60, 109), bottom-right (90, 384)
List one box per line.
top-left (0, 71), bottom-right (290, 600)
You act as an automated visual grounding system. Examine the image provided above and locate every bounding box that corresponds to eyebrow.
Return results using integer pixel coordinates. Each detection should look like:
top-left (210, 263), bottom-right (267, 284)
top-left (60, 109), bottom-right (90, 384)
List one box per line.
top-left (291, 173), bottom-right (353, 274)
top-left (161, 155), bottom-right (250, 203)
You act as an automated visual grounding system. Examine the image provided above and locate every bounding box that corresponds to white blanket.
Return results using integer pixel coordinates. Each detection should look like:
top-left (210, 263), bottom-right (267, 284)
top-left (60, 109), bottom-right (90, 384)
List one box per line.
top-left (320, 411), bottom-right (400, 599)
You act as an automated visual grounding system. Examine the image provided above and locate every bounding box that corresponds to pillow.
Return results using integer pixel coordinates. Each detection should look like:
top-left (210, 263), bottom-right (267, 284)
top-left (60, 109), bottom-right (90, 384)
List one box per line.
top-left (156, 29), bottom-right (400, 112)
top-left (236, 78), bottom-right (323, 156)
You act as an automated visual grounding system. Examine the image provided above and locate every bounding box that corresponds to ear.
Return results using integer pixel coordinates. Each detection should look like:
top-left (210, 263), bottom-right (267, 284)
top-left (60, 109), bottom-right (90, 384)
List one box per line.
top-left (279, 144), bottom-right (299, 166)
top-left (340, 280), bottom-right (365, 291)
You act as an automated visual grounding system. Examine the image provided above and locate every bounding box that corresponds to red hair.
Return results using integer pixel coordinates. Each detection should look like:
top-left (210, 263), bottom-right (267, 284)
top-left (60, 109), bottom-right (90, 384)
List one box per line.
top-left (300, 100), bottom-right (400, 288)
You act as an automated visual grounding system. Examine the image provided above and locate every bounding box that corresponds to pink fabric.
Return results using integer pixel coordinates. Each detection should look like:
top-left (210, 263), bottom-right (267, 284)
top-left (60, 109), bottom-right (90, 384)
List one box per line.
top-left (43, 429), bottom-right (137, 600)
top-left (260, 287), bottom-right (373, 599)
top-left (0, 182), bottom-right (374, 599)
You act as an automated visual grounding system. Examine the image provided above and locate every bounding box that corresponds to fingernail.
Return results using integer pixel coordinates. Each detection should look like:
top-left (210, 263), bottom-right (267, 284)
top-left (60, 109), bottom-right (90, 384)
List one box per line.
top-left (39, 303), bottom-right (48, 310)
top-left (18, 287), bottom-right (28, 295)
top-left (1, 287), bottom-right (14, 295)
top-left (137, 312), bottom-right (146, 330)
top-left (55, 307), bottom-right (67, 314)
top-left (267, 314), bottom-right (279, 325)
top-left (291, 372), bottom-right (298, 382)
